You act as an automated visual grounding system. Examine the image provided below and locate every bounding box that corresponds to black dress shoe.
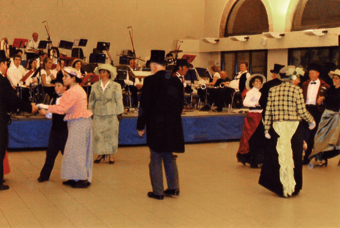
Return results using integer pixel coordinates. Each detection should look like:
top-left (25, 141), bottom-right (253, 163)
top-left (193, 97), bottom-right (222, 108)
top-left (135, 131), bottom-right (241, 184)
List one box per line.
top-left (62, 180), bottom-right (76, 186)
top-left (302, 159), bottom-right (310, 165)
top-left (71, 180), bottom-right (91, 188)
top-left (0, 184), bottom-right (9, 191)
top-left (164, 189), bottom-right (180, 196)
top-left (147, 192), bottom-right (164, 200)
top-left (37, 177), bottom-right (49, 183)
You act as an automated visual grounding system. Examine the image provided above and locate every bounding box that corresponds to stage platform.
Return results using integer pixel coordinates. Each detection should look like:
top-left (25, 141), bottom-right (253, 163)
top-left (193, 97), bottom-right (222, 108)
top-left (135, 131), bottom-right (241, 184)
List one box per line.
top-left (8, 110), bottom-right (246, 149)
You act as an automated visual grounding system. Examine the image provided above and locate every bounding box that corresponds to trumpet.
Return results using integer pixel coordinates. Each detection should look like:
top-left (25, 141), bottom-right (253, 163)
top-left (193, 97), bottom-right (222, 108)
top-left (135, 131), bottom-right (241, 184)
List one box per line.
top-left (194, 84), bottom-right (206, 90)
top-left (219, 83), bottom-right (225, 89)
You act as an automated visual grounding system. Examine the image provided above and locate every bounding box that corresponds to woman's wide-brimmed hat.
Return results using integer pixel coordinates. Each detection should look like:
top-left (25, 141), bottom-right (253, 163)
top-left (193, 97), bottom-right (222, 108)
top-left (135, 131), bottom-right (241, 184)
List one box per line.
top-left (279, 65), bottom-right (304, 80)
top-left (71, 59), bottom-right (83, 68)
top-left (246, 74), bottom-right (266, 90)
top-left (63, 67), bottom-right (81, 78)
top-left (95, 64), bottom-right (117, 80)
top-left (328, 69), bottom-right (340, 78)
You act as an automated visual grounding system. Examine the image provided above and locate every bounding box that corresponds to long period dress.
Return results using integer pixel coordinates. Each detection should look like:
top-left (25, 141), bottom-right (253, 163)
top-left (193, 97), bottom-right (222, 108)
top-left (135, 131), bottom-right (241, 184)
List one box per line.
top-left (48, 84), bottom-right (93, 182)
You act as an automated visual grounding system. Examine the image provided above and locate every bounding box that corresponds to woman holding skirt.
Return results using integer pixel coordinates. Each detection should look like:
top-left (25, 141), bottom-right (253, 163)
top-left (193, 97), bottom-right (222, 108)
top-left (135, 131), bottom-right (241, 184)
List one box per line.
top-left (38, 67), bottom-right (93, 188)
top-left (88, 64), bottom-right (124, 164)
top-left (309, 69), bottom-right (340, 167)
top-left (237, 74), bottom-right (266, 168)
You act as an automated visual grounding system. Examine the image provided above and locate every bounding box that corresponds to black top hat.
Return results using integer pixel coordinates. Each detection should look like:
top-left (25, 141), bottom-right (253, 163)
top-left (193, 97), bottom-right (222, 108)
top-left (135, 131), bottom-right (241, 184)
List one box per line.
top-left (149, 50), bottom-right (166, 65)
top-left (176, 59), bottom-right (188, 67)
top-left (270, 64), bottom-right (285, 74)
top-left (309, 62), bottom-right (322, 73)
top-left (51, 71), bottom-right (64, 85)
top-left (0, 50), bottom-right (9, 63)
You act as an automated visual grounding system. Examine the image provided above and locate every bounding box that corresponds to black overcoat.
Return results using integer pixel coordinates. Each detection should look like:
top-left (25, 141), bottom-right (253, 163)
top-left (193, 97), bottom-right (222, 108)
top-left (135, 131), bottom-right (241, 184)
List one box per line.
top-left (137, 70), bottom-right (184, 153)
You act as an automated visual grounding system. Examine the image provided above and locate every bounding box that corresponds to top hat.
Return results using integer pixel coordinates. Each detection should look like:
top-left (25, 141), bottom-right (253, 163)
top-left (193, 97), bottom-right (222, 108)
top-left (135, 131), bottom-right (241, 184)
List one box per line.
top-left (149, 50), bottom-right (166, 65)
top-left (270, 64), bottom-right (285, 74)
top-left (309, 63), bottom-right (322, 73)
top-left (95, 64), bottom-right (117, 80)
top-left (0, 50), bottom-right (9, 62)
top-left (246, 74), bottom-right (266, 90)
top-left (176, 59), bottom-right (188, 67)
top-left (51, 71), bottom-right (64, 85)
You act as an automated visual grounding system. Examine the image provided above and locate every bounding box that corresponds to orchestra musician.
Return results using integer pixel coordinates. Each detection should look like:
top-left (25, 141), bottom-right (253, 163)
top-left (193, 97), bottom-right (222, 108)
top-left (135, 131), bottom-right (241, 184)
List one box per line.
top-left (173, 59), bottom-right (189, 88)
top-left (9, 50), bottom-right (23, 67)
top-left (25, 32), bottom-right (40, 59)
top-left (124, 59), bottom-right (143, 107)
top-left (71, 59), bottom-right (86, 78)
top-left (211, 71), bottom-right (231, 112)
top-left (6, 54), bottom-right (25, 88)
top-left (197, 65), bottom-right (221, 104)
top-left (24, 58), bottom-right (39, 85)
top-left (0, 50), bottom-right (38, 190)
top-left (41, 57), bottom-right (56, 87)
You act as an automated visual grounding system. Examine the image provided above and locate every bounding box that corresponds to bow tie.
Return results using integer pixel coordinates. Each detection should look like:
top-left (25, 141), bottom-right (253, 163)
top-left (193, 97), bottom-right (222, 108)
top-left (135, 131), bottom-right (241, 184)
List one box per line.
top-left (179, 76), bottom-right (183, 79)
top-left (310, 82), bottom-right (316, 85)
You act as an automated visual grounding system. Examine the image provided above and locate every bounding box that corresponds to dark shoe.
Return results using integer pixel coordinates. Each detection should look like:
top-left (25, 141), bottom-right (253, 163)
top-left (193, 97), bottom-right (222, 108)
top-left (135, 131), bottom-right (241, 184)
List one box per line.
top-left (94, 155), bottom-right (106, 163)
top-left (63, 180), bottom-right (76, 186)
top-left (0, 184), bottom-right (9, 191)
top-left (37, 177), bottom-right (49, 183)
top-left (292, 190), bottom-right (300, 196)
top-left (250, 163), bottom-right (260, 168)
top-left (147, 192), bottom-right (164, 200)
top-left (71, 180), bottom-right (91, 188)
top-left (109, 159), bottom-right (115, 164)
top-left (164, 189), bottom-right (180, 196)
top-left (316, 160), bottom-right (328, 167)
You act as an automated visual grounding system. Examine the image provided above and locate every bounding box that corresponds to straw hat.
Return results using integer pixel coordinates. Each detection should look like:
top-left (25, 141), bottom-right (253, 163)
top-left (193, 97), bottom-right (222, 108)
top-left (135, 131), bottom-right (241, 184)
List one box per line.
top-left (95, 64), bottom-right (117, 80)
top-left (328, 69), bottom-right (340, 78)
top-left (246, 74), bottom-right (266, 90)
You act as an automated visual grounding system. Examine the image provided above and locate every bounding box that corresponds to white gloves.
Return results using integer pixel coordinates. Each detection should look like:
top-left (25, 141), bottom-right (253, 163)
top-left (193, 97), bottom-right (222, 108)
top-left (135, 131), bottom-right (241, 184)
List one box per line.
top-left (309, 121), bottom-right (316, 130)
top-left (37, 104), bottom-right (49, 109)
top-left (265, 133), bottom-right (271, 139)
top-left (45, 112), bottom-right (52, 119)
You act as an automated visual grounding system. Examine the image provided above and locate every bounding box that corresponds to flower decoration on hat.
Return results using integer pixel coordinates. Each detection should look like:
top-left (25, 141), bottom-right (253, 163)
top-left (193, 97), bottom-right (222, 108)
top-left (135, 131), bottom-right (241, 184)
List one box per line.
top-left (63, 67), bottom-right (81, 78)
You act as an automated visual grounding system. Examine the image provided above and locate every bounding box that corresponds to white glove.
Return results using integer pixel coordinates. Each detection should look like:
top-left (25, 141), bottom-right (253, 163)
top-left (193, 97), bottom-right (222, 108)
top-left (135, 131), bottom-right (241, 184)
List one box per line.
top-left (37, 104), bottom-right (49, 109)
top-left (45, 112), bottom-right (52, 119)
top-left (265, 133), bottom-right (271, 139)
top-left (309, 121), bottom-right (316, 130)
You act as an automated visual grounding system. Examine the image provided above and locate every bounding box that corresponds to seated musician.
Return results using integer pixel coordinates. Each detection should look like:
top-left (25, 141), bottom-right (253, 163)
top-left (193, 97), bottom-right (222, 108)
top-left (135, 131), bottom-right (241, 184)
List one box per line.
top-left (124, 59), bottom-right (143, 107)
top-left (51, 59), bottom-right (65, 78)
top-left (9, 50), bottom-right (23, 67)
top-left (41, 57), bottom-right (55, 87)
top-left (71, 59), bottom-right (86, 78)
top-left (173, 59), bottom-right (189, 88)
top-left (24, 58), bottom-right (39, 85)
top-left (210, 71), bottom-right (231, 112)
top-left (7, 54), bottom-right (25, 88)
top-left (25, 32), bottom-right (40, 57)
top-left (197, 65), bottom-right (221, 103)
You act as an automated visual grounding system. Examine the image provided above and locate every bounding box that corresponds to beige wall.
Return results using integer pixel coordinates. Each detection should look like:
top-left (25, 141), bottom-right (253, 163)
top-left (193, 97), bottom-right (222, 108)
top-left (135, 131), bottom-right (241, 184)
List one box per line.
top-left (1, 0), bottom-right (205, 64)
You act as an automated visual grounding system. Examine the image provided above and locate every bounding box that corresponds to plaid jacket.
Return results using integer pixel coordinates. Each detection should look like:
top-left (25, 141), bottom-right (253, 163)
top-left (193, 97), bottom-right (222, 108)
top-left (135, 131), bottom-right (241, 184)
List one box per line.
top-left (264, 81), bottom-right (314, 134)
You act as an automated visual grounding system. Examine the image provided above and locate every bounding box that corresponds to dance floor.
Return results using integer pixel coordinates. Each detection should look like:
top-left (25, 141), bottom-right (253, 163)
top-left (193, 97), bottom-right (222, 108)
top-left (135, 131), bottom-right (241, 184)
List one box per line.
top-left (8, 109), bottom-right (247, 149)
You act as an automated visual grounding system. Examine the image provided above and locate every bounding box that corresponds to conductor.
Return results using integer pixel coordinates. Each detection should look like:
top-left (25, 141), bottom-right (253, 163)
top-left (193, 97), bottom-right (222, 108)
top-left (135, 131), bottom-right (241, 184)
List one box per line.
top-left (137, 50), bottom-right (185, 200)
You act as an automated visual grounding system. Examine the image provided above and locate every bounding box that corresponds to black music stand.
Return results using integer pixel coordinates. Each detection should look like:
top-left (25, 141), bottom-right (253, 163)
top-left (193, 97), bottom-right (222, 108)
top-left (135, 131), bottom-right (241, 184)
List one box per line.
top-left (96, 42), bottom-right (110, 51)
top-left (38, 40), bottom-right (52, 49)
top-left (73, 39), bottom-right (87, 59)
top-left (89, 53), bottom-right (106, 64)
top-left (59, 40), bottom-right (74, 50)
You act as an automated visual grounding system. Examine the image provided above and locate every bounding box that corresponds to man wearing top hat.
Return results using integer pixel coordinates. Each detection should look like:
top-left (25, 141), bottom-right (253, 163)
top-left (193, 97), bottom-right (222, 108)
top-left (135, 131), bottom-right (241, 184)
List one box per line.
top-left (301, 63), bottom-right (330, 164)
top-left (259, 64), bottom-right (285, 119)
top-left (137, 50), bottom-right (184, 200)
top-left (0, 50), bottom-right (38, 190)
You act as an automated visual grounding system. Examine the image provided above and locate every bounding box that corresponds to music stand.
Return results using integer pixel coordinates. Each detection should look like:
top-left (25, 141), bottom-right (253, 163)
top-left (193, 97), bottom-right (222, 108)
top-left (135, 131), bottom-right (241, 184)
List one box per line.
top-left (181, 54), bottom-right (196, 63)
top-left (59, 40), bottom-right (73, 50)
top-left (89, 53), bottom-right (106, 64)
top-left (96, 42), bottom-right (110, 51)
top-left (12, 38), bottom-right (28, 48)
top-left (38, 40), bottom-right (52, 49)
top-left (196, 67), bottom-right (212, 80)
top-left (74, 39), bottom-right (88, 47)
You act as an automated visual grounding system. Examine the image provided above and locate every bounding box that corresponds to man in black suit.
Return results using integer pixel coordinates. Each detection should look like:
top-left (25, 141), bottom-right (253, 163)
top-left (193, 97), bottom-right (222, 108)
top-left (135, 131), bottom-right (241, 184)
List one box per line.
top-left (137, 50), bottom-right (184, 200)
top-left (259, 64), bottom-right (285, 118)
top-left (0, 50), bottom-right (37, 190)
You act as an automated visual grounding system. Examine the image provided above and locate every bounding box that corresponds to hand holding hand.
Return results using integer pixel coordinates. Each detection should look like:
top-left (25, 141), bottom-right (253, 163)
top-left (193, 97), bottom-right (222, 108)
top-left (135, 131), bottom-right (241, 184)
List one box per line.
top-left (39, 109), bottom-right (47, 115)
top-left (37, 103), bottom-right (49, 109)
top-left (31, 103), bottom-right (38, 113)
top-left (137, 129), bottom-right (145, 137)
top-left (309, 121), bottom-right (316, 130)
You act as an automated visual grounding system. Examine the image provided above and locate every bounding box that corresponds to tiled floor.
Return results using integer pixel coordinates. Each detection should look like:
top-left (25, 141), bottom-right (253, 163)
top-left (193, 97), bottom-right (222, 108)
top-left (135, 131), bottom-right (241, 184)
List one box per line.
top-left (2, 142), bottom-right (340, 228)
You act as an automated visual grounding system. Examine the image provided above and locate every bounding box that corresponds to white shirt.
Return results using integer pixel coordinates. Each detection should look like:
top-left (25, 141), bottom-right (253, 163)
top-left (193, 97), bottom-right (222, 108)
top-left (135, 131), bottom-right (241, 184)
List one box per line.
top-left (25, 39), bottom-right (40, 53)
top-left (306, 79), bottom-right (320, 105)
top-left (7, 64), bottom-right (25, 87)
top-left (229, 71), bottom-right (251, 91)
top-left (41, 69), bottom-right (53, 85)
top-left (243, 87), bottom-right (262, 113)
top-left (24, 69), bottom-right (38, 85)
top-left (176, 72), bottom-right (187, 87)
top-left (100, 80), bottom-right (110, 92)
top-left (213, 72), bottom-right (221, 79)
top-left (124, 72), bottom-right (142, 86)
